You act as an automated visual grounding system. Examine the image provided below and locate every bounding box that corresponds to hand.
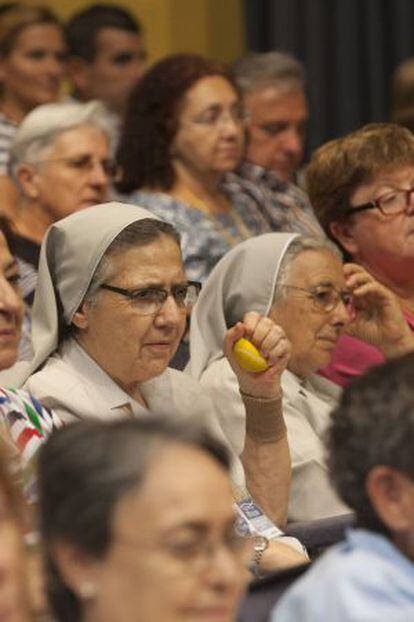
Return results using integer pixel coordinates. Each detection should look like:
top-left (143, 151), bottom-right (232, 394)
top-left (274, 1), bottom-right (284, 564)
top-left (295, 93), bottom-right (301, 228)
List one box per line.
top-left (344, 263), bottom-right (414, 356)
top-left (258, 539), bottom-right (309, 574)
top-left (224, 311), bottom-right (291, 399)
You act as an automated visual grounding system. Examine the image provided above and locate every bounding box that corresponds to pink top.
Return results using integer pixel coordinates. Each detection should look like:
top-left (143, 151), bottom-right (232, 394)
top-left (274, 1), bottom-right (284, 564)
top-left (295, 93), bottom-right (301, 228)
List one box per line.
top-left (320, 310), bottom-right (414, 388)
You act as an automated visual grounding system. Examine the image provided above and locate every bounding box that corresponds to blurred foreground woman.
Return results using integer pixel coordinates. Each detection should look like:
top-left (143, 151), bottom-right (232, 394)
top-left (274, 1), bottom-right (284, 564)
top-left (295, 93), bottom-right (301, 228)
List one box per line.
top-left (0, 442), bottom-right (30, 622)
top-left (38, 418), bottom-right (251, 622)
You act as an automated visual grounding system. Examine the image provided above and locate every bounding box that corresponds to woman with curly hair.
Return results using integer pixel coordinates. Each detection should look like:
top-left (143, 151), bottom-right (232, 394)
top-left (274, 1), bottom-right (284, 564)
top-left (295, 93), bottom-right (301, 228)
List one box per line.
top-left (116, 53), bottom-right (272, 283)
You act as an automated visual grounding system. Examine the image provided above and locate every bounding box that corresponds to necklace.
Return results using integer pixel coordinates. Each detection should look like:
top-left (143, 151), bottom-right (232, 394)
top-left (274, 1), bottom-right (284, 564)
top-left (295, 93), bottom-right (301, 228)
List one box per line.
top-left (174, 185), bottom-right (253, 248)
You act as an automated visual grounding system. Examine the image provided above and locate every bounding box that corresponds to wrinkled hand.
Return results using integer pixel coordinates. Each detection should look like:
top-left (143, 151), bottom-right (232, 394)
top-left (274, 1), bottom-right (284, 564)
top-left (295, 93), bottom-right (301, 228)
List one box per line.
top-left (345, 263), bottom-right (414, 356)
top-left (224, 311), bottom-right (291, 399)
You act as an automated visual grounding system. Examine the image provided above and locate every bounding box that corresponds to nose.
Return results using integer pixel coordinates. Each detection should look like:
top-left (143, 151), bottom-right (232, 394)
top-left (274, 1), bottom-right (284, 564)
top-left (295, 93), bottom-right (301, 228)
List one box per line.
top-left (281, 126), bottom-right (303, 158)
top-left (153, 293), bottom-right (185, 329)
top-left (331, 297), bottom-right (352, 328)
top-left (88, 161), bottom-right (110, 190)
top-left (220, 113), bottom-right (242, 138)
top-left (203, 545), bottom-right (247, 592)
top-left (405, 189), bottom-right (414, 215)
top-left (0, 278), bottom-right (23, 319)
top-left (44, 54), bottom-right (65, 80)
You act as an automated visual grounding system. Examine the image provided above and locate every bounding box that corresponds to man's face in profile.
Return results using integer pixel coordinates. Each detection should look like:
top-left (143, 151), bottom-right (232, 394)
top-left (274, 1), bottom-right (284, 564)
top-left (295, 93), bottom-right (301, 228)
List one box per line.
top-left (244, 85), bottom-right (308, 182)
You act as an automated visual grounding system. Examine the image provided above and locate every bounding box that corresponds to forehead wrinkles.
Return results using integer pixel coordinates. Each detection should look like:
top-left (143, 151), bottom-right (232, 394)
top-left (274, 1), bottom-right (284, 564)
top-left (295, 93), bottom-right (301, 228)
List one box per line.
top-left (286, 250), bottom-right (345, 288)
top-left (106, 244), bottom-right (184, 286)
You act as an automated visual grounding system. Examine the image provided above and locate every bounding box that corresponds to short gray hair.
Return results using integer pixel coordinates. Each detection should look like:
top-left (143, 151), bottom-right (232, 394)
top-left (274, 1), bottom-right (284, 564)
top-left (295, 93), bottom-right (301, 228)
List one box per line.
top-left (274, 236), bottom-right (342, 304)
top-left (9, 100), bottom-right (116, 178)
top-left (232, 51), bottom-right (305, 96)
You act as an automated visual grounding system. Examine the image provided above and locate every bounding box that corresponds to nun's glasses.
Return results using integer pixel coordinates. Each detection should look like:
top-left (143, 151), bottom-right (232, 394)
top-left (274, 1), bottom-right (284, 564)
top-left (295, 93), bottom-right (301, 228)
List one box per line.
top-left (281, 284), bottom-right (352, 313)
top-left (100, 281), bottom-right (202, 315)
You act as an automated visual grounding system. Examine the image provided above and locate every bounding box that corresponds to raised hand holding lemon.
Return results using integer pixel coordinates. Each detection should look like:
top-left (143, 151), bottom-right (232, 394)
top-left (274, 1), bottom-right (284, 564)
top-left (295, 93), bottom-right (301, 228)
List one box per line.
top-left (224, 312), bottom-right (291, 400)
top-left (233, 338), bottom-right (269, 373)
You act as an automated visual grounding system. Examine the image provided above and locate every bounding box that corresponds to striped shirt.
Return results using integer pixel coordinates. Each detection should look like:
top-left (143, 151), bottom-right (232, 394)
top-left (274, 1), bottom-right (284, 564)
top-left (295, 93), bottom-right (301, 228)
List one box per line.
top-left (0, 388), bottom-right (61, 502)
top-left (0, 112), bottom-right (17, 175)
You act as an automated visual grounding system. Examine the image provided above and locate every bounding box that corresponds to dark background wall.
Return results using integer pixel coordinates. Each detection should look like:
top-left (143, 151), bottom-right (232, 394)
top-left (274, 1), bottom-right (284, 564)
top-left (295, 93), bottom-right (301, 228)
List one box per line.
top-left (244, 0), bottom-right (414, 155)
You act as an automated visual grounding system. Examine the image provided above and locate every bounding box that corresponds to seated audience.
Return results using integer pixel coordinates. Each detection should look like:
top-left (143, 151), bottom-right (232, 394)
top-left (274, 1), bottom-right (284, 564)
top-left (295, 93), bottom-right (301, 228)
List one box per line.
top-left (38, 418), bottom-right (252, 622)
top-left (273, 352), bottom-right (414, 621)
top-left (307, 123), bottom-right (414, 387)
top-left (0, 209), bottom-right (302, 584)
top-left (0, 440), bottom-right (31, 622)
top-left (66, 3), bottom-right (146, 122)
top-left (0, 4), bottom-right (66, 216)
top-left (17, 202), bottom-right (294, 531)
top-left (8, 100), bottom-right (113, 358)
top-left (188, 233), bottom-right (414, 521)
top-left (116, 53), bottom-right (274, 283)
top-left (0, 214), bottom-right (59, 501)
top-left (230, 52), bottom-right (322, 236)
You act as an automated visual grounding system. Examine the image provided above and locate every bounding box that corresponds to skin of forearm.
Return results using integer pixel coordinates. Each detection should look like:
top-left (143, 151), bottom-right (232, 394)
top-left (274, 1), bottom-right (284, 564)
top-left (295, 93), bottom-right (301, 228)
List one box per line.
top-left (241, 433), bottom-right (291, 528)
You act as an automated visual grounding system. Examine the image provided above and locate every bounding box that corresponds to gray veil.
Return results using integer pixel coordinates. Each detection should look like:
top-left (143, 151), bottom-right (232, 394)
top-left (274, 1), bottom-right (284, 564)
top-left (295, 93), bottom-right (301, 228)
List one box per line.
top-left (189, 232), bottom-right (298, 379)
top-left (20, 202), bottom-right (161, 382)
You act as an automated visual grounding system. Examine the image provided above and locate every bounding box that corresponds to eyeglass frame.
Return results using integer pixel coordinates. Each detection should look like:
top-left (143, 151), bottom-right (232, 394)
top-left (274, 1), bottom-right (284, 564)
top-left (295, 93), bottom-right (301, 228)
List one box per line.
top-left (111, 529), bottom-right (257, 575)
top-left (281, 284), bottom-right (352, 313)
top-left (100, 281), bottom-right (202, 315)
top-left (189, 104), bottom-right (247, 128)
top-left (26, 154), bottom-right (118, 178)
top-left (345, 186), bottom-right (414, 217)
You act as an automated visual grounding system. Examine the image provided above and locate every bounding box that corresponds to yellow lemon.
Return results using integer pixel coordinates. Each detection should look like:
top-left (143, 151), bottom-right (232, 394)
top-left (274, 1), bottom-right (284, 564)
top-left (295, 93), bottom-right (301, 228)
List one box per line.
top-left (233, 338), bottom-right (268, 373)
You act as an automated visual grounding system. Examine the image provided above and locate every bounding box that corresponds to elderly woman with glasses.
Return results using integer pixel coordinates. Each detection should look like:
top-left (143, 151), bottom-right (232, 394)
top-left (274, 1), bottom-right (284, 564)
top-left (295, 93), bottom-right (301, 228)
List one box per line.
top-left (306, 123), bottom-right (414, 388)
top-left (116, 53), bottom-right (274, 284)
top-left (188, 233), bottom-right (414, 521)
top-left (7, 99), bottom-right (114, 359)
top-left (15, 202), bottom-right (306, 544)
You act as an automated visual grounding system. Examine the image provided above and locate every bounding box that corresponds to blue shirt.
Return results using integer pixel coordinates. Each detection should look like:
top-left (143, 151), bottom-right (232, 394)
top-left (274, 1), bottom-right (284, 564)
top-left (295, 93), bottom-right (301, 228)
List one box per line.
top-left (118, 181), bottom-right (272, 283)
top-left (272, 529), bottom-right (414, 622)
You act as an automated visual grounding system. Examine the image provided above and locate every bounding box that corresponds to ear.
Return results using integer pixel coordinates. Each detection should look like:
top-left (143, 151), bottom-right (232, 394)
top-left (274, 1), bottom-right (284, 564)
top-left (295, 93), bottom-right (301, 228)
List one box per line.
top-left (52, 540), bottom-right (100, 601)
top-left (366, 466), bottom-right (414, 532)
top-left (16, 164), bottom-right (41, 200)
top-left (72, 302), bottom-right (90, 331)
top-left (329, 220), bottom-right (360, 258)
top-left (66, 57), bottom-right (91, 94)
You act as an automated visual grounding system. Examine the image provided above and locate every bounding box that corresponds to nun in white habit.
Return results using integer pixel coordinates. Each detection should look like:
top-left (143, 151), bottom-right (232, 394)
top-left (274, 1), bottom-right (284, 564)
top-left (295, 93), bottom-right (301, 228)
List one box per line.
top-left (188, 232), bottom-right (414, 522)
top-left (18, 202), bottom-right (294, 529)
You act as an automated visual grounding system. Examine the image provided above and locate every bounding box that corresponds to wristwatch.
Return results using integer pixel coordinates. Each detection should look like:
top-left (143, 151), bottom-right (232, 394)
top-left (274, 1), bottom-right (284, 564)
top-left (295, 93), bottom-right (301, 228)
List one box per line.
top-left (249, 535), bottom-right (269, 578)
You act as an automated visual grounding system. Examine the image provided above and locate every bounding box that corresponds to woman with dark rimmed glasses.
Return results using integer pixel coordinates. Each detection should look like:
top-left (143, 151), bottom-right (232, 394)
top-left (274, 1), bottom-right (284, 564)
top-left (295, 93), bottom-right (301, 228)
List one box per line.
top-left (17, 202), bottom-right (306, 562)
top-left (307, 122), bottom-right (414, 388)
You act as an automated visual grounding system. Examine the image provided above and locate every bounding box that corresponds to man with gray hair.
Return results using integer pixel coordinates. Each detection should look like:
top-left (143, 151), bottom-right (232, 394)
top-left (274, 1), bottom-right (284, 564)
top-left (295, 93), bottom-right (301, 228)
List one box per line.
top-left (230, 52), bottom-right (322, 237)
top-left (234, 51), bottom-right (307, 182)
top-left (7, 100), bottom-right (114, 358)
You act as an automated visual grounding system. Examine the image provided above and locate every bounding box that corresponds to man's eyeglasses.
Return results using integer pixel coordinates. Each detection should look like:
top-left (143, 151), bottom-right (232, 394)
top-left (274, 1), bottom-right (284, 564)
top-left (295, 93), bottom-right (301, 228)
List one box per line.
top-left (30, 154), bottom-right (118, 178)
top-left (282, 284), bottom-right (352, 313)
top-left (346, 186), bottom-right (414, 217)
top-left (100, 281), bottom-right (202, 315)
